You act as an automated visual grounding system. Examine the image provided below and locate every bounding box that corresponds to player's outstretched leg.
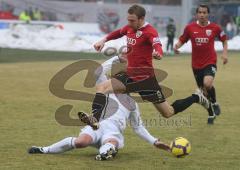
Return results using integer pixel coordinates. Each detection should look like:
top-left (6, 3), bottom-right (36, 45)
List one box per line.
top-left (28, 137), bottom-right (77, 154)
top-left (171, 89), bottom-right (210, 114)
top-left (195, 89), bottom-right (210, 109)
top-left (28, 135), bottom-right (93, 155)
top-left (28, 146), bottom-right (44, 154)
top-left (79, 78), bottom-right (126, 129)
top-left (78, 92), bottom-right (106, 129)
top-left (154, 89), bottom-right (210, 118)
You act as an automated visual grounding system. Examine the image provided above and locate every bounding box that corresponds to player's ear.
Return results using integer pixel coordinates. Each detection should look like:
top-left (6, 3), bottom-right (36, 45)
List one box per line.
top-left (139, 16), bottom-right (145, 20)
top-left (138, 16), bottom-right (144, 23)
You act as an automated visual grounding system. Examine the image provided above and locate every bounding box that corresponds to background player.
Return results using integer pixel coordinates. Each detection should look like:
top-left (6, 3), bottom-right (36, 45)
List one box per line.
top-left (28, 56), bottom-right (170, 161)
top-left (174, 4), bottom-right (228, 124)
top-left (166, 18), bottom-right (176, 55)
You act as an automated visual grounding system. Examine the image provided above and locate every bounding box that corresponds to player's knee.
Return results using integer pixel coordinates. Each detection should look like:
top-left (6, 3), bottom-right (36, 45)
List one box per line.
top-left (96, 83), bottom-right (108, 93)
top-left (74, 140), bottom-right (87, 148)
top-left (204, 81), bottom-right (213, 90)
top-left (74, 136), bottom-right (92, 148)
top-left (96, 80), bottom-right (113, 94)
top-left (204, 77), bottom-right (214, 90)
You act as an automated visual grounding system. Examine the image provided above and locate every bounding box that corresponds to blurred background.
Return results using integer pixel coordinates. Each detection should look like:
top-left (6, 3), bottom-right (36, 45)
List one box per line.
top-left (0, 0), bottom-right (240, 53)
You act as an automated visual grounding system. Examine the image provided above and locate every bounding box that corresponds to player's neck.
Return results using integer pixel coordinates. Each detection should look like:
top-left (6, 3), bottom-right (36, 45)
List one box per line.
top-left (197, 20), bottom-right (210, 27)
top-left (137, 21), bottom-right (145, 30)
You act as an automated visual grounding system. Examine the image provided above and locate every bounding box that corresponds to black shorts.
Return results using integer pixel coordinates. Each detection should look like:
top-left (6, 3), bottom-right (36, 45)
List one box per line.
top-left (113, 72), bottom-right (166, 103)
top-left (193, 64), bottom-right (217, 88)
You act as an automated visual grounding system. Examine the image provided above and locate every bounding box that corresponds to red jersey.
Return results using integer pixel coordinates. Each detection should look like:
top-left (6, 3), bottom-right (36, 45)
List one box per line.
top-left (179, 21), bottom-right (227, 69)
top-left (106, 23), bottom-right (163, 81)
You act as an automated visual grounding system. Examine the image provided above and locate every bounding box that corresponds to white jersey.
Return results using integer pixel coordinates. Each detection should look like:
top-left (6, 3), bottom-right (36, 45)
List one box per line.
top-left (95, 56), bottom-right (157, 145)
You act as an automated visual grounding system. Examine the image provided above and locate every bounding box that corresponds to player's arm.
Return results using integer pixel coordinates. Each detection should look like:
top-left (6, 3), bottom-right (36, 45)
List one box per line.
top-left (94, 26), bottom-right (128, 52)
top-left (174, 40), bottom-right (184, 54)
top-left (129, 104), bottom-right (170, 152)
top-left (174, 26), bottom-right (190, 54)
top-left (221, 40), bottom-right (228, 65)
top-left (148, 30), bottom-right (163, 60)
top-left (217, 27), bottom-right (228, 65)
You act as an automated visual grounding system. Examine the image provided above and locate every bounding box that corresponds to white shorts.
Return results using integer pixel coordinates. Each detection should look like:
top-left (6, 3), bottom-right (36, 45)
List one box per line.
top-left (79, 119), bottom-right (124, 149)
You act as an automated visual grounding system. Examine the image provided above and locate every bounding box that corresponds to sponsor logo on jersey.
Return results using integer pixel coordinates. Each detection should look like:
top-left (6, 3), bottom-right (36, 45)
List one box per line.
top-left (136, 30), bottom-right (142, 38)
top-left (195, 37), bottom-right (209, 44)
top-left (127, 37), bottom-right (136, 45)
top-left (206, 29), bottom-right (212, 36)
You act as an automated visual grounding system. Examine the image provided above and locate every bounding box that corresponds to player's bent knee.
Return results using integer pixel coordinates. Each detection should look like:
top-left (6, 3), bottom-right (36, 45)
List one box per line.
top-left (203, 76), bottom-right (214, 90)
top-left (204, 82), bottom-right (213, 90)
top-left (96, 80), bottom-right (113, 94)
top-left (96, 83), bottom-right (106, 93)
top-left (74, 134), bottom-right (93, 148)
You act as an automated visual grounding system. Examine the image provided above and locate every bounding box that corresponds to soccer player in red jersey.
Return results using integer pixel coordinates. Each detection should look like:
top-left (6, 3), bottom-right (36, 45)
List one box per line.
top-left (79, 4), bottom-right (210, 129)
top-left (174, 4), bottom-right (228, 124)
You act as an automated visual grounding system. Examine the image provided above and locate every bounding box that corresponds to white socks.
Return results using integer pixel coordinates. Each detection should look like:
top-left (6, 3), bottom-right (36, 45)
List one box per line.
top-left (42, 137), bottom-right (76, 154)
top-left (40, 138), bottom-right (116, 156)
top-left (99, 143), bottom-right (116, 155)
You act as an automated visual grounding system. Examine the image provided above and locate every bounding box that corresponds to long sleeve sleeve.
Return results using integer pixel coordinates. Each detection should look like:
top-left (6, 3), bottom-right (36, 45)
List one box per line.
top-left (106, 25), bottom-right (128, 41)
top-left (216, 25), bottom-right (227, 42)
top-left (179, 25), bottom-right (190, 44)
top-left (129, 104), bottom-right (157, 145)
top-left (147, 29), bottom-right (163, 56)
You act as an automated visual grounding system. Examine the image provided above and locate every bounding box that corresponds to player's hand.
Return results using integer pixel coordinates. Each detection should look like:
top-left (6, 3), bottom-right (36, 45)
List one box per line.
top-left (221, 54), bottom-right (228, 65)
top-left (94, 39), bottom-right (106, 52)
top-left (152, 50), bottom-right (162, 60)
top-left (154, 139), bottom-right (171, 152)
top-left (173, 45), bottom-right (180, 54)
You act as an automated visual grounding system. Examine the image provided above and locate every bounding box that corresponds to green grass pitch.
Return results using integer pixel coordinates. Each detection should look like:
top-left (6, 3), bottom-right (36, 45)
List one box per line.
top-left (0, 48), bottom-right (239, 170)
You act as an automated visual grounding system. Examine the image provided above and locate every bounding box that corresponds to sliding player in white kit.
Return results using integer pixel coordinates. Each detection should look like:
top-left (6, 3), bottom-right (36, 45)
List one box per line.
top-left (28, 56), bottom-right (170, 161)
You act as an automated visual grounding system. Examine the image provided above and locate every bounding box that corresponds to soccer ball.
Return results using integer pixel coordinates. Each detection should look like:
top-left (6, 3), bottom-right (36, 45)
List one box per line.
top-left (170, 137), bottom-right (191, 157)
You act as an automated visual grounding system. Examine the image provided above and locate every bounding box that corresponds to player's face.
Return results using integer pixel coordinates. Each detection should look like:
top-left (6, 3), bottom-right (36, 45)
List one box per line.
top-left (197, 7), bottom-right (209, 23)
top-left (127, 14), bottom-right (143, 30)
